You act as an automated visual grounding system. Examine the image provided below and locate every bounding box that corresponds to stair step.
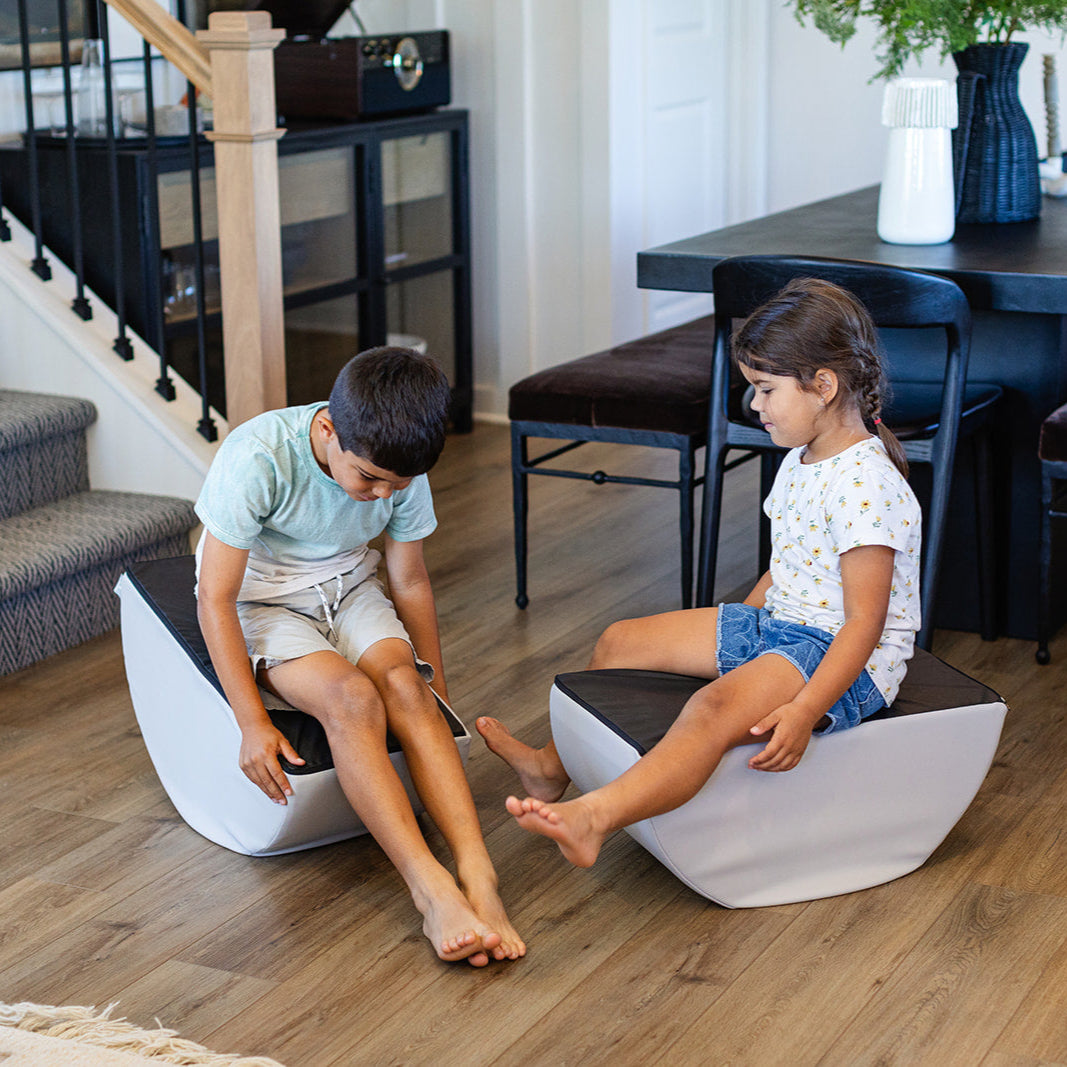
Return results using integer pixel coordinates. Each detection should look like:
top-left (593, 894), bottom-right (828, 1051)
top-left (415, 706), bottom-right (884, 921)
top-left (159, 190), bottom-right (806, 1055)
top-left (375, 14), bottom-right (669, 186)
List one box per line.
top-left (0, 390), bottom-right (97, 520)
top-left (0, 490), bottom-right (196, 601)
top-left (0, 490), bottom-right (197, 676)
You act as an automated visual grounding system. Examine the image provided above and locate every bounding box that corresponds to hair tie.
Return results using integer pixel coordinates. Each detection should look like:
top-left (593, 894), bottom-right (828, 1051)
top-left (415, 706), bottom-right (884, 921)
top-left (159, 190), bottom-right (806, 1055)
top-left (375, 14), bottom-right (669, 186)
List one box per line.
top-left (873, 417), bottom-right (882, 425)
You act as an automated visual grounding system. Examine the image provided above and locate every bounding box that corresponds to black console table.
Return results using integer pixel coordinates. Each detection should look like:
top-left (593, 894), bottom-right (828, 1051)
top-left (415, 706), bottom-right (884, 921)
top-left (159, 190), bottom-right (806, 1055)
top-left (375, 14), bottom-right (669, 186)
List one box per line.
top-left (638, 186), bottom-right (1067, 639)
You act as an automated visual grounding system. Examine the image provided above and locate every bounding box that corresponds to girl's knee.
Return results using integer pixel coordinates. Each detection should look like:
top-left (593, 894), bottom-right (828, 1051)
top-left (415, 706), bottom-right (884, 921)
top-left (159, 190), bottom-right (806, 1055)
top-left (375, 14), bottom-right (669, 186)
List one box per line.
top-left (589, 619), bottom-right (640, 668)
top-left (677, 680), bottom-right (759, 750)
top-left (683, 681), bottom-right (730, 722)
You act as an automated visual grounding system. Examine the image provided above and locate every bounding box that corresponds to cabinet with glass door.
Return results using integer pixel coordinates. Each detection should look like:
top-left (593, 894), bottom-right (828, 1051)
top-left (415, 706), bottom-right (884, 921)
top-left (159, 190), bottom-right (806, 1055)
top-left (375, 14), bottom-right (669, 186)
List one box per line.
top-left (158, 109), bottom-right (472, 428)
top-left (0, 109), bottom-right (473, 428)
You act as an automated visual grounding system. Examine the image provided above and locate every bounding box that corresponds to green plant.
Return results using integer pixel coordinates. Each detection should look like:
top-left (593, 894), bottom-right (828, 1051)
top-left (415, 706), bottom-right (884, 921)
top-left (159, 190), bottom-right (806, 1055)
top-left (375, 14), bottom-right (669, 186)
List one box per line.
top-left (789, 1), bottom-right (1067, 78)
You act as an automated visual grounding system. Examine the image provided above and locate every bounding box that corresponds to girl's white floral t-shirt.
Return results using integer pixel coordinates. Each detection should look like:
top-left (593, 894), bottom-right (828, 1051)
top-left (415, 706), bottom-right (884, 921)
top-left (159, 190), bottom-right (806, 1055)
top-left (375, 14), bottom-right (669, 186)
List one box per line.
top-left (763, 436), bottom-right (922, 703)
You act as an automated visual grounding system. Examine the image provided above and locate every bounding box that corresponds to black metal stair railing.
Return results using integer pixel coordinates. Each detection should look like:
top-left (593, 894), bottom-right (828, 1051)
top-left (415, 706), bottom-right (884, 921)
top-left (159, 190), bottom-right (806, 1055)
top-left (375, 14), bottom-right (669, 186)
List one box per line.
top-left (0, 0), bottom-right (219, 441)
top-left (96, 0), bottom-right (132, 359)
top-left (57, 0), bottom-right (91, 320)
top-left (12, 0), bottom-right (50, 278)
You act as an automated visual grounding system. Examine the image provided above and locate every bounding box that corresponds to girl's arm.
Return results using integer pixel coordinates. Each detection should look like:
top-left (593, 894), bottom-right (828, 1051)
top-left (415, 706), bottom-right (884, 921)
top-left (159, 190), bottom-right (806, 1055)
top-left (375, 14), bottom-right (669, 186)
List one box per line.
top-left (197, 532), bottom-right (305, 802)
top-left (383, 533), bottom-right (449, 704)
top-left (743, 571), bottom-right (773, 608)
top-left (748, 544), bottom-right (895, 772)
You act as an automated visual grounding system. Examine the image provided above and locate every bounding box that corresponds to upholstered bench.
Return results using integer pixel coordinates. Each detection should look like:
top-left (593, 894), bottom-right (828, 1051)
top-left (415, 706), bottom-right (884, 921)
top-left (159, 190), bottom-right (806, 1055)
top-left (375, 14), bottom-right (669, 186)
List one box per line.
top-left (116, 556), bottom-right (470, 856)
top-left (509, 314), bottom-right (719, 610)
top-left (549, 651), bottom-right (1006, 908)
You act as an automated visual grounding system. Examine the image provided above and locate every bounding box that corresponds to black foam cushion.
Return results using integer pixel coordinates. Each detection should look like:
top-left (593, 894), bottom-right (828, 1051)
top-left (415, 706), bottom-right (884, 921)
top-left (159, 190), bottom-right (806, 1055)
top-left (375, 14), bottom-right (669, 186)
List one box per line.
top-left (126, 556), bottom-right (463, 774)
top-left (555, 649), bottom-right (1003, 756)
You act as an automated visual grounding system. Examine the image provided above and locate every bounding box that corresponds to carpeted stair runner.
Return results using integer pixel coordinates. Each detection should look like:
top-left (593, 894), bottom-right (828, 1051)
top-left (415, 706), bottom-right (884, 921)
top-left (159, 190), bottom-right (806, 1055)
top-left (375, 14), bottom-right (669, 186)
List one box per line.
top-left (0, 389), bottom-right (196, 675)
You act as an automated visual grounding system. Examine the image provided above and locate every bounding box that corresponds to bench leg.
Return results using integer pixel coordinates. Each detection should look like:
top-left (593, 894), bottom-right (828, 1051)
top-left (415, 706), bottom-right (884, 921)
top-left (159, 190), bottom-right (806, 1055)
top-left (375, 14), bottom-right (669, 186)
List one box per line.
top-left (511, 423), bottom-right (530, 609)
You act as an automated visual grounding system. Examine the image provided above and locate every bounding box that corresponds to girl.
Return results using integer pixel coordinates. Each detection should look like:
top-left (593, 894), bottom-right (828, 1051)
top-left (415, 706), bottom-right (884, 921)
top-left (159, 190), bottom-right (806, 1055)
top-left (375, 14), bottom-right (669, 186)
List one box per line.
top-left (477, 277), bottom-right (922, 869)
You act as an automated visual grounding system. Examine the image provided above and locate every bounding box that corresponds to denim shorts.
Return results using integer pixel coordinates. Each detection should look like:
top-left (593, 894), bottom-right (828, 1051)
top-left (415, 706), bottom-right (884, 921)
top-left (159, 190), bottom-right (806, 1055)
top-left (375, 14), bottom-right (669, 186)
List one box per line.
top-left (715, 602), bottom-right (884, 733)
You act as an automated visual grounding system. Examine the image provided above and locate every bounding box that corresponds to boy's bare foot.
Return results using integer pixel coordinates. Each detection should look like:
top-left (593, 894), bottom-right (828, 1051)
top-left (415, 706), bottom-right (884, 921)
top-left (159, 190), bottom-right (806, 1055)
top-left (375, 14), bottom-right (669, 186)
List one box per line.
top-left (476, 717), bottom-right (570, 802)
top-left (414, 877), bottom-right (503, 967)
top-left (459, 863), bottom-right (527, 962)
top-left (505, 794), bottom-right (607, 868)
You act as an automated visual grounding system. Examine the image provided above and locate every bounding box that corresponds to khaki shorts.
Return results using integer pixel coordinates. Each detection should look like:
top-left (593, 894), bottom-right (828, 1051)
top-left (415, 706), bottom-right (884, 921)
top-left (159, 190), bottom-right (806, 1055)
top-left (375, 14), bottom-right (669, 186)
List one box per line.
top-left (237, 572), bottom-right (433, 686)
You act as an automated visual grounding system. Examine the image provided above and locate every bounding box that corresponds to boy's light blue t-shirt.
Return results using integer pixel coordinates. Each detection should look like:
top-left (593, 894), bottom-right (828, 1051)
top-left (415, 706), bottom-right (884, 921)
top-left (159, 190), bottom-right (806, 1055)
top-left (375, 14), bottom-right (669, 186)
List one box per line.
top-left (195, 403), bottom-right (436, 599)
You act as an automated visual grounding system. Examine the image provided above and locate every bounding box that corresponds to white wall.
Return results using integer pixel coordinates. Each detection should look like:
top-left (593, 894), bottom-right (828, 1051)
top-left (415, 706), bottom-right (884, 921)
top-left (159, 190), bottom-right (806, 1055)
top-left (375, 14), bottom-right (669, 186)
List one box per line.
top-left (764, 6), bottom-right (1067, 214)
top-left (4, 0), bottom-right (1067, 427)
top-left (349, 1), bottom-right (1067, 417)
top-left (338, 0), bottom-right (743, 414)
top-left (0, 214), bottom-right (219, 500)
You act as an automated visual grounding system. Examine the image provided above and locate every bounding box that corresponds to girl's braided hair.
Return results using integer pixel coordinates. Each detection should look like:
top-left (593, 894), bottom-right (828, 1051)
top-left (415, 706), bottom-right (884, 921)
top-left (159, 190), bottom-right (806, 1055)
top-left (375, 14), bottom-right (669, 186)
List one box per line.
top-left (732, 277), bottom-right (908, 477)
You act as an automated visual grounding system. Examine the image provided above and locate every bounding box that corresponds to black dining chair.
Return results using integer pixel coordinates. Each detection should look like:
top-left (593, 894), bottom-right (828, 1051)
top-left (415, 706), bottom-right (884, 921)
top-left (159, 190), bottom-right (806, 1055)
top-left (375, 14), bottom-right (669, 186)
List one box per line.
top-left (697, 255), bottom-right (1003, 651)
top-left (509, 314), bottom-right (727, 610)
top-left (1037, 400), bottom-right (1067, 663)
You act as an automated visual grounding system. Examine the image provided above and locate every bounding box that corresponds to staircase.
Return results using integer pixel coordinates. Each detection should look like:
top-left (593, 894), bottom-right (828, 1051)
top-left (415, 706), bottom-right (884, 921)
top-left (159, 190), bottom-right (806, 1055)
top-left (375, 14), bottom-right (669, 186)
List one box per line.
top-left (0, 389), bottom-right (197, 676)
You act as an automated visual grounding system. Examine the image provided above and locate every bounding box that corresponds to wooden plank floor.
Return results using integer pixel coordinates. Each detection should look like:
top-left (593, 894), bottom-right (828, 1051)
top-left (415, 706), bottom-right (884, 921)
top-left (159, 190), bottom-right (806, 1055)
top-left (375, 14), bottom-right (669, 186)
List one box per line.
top-left (1, 421), bottom-right (1065, 1066)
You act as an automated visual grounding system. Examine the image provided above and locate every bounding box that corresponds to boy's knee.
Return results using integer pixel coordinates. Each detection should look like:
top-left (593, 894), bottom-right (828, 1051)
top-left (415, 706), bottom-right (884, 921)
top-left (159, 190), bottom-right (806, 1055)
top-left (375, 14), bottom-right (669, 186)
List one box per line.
top-left (320, 669), bottom-right (385, 729)
top-left (378, 662), bottom-right (433, 712)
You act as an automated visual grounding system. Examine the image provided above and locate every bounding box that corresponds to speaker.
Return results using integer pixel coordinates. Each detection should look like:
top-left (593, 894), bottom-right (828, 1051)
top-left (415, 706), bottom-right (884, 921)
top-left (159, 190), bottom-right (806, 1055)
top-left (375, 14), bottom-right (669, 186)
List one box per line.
top-left (272, 31), bottom-right (451, 121)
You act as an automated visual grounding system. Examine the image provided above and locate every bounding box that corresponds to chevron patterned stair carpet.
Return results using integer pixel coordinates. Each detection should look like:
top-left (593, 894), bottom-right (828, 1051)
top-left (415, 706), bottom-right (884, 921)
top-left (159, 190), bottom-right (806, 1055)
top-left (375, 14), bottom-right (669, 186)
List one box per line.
top-left (0, 389), bottom-right (197, 676)
top-left (0, 389), bottom-right (95, 519)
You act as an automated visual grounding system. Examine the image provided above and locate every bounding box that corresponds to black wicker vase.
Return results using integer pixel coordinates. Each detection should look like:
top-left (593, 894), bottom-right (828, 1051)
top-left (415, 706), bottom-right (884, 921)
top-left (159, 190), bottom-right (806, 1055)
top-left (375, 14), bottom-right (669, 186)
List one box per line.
top-left (953, 42), bottom-right (1041, 223)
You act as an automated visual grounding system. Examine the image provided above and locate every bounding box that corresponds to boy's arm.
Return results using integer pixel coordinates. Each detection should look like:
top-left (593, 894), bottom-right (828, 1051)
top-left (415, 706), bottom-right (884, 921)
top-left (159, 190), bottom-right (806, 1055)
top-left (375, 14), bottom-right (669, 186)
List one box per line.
top-left (748, 544), bottom-right (895, 772)
top-left (197, 532), bottom-right (305, 802)
top-left (383, 533), bottom-right (449, 704)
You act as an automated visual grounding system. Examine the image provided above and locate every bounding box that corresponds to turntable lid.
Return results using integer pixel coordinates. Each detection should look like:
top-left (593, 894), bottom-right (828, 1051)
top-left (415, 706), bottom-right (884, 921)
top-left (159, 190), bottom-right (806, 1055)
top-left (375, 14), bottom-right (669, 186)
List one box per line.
top-left (244, 0), bottom-right (351, 39)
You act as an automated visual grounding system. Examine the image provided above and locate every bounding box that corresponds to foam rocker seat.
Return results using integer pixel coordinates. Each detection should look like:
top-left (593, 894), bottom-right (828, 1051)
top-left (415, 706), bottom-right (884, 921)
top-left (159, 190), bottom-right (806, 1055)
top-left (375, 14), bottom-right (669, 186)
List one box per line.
top-left (550, 650), bottom-right (1006, 908)
top-left (116, 556), bottom-right (470, 856)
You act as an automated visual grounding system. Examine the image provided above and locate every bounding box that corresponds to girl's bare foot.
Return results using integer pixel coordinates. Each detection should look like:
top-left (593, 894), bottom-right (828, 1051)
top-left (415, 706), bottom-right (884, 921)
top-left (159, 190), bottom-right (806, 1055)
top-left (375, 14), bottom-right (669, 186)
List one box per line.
top-left (476, 717), bottom-right (570, 802)
top-left (413, 876), bottom-right (503, 967)
top-left (504, 794), bottom-right (607, 868)
top-left (460, 871), bottom-right (527, 962)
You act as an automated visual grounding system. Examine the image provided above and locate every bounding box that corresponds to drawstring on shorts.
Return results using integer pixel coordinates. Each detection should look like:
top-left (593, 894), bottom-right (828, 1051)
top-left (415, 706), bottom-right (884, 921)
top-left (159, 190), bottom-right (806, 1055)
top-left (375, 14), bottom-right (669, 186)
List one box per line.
top-left (312, 575), bottom-right (345, 634)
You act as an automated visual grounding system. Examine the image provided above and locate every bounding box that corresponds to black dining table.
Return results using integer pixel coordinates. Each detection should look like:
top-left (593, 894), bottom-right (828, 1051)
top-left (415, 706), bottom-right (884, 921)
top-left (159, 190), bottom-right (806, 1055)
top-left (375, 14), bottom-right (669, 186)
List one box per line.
top-left (637, 185), bottom-right (1067, 640)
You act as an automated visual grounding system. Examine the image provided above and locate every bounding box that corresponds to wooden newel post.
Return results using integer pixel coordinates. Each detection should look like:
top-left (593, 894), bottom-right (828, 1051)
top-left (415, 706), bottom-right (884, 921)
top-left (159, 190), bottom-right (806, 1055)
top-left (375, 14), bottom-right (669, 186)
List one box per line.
top-left (198, 11), bottom-right (287, 428)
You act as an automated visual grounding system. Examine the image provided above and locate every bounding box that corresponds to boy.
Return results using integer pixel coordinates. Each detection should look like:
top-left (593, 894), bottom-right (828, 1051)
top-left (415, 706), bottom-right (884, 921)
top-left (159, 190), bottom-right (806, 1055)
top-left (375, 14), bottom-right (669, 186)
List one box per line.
top-left (195, 347), bottom-right (524, 966)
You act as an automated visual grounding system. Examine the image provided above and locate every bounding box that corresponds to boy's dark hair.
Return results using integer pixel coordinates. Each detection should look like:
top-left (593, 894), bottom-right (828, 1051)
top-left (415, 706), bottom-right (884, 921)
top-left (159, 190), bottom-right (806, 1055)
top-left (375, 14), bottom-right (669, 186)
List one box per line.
top-left (329, 346), bottom-right (452, 476)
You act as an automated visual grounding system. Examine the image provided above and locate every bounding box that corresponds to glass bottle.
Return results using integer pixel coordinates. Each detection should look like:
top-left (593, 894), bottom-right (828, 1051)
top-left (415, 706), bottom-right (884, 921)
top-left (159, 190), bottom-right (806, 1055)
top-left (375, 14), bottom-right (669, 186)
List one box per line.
top-left (77, 38), bottom-right (108, 137)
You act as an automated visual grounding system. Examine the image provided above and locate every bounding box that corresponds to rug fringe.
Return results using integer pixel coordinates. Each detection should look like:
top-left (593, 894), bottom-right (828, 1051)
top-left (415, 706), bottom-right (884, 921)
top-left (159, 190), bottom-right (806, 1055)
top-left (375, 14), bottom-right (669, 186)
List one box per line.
top-left (0, 1002), bottom-right (285, 1066)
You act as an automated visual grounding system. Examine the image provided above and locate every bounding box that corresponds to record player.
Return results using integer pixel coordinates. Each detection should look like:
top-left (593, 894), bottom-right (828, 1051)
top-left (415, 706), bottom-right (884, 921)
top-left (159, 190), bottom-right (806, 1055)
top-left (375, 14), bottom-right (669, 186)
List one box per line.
top-left (239, 0), bottom-right (450, 121)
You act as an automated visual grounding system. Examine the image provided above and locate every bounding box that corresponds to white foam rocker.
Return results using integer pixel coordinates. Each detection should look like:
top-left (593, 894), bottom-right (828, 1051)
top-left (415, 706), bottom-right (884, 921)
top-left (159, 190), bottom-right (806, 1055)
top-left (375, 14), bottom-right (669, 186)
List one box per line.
top-left (550, 653), bottom-right (1006, 908)
top-left (116, 556), bottom-right (471, 857)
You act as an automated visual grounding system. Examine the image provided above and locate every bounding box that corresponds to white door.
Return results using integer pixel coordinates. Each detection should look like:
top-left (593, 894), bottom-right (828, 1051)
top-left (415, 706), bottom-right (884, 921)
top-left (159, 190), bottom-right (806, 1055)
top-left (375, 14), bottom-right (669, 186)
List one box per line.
top-left (640, 0), bottom-right (728, 332)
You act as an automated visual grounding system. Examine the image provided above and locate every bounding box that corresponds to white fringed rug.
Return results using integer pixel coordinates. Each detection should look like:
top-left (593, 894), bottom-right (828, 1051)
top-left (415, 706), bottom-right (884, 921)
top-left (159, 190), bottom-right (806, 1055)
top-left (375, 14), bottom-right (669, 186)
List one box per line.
top-left (0, 1002), bottom-right (285, 1066)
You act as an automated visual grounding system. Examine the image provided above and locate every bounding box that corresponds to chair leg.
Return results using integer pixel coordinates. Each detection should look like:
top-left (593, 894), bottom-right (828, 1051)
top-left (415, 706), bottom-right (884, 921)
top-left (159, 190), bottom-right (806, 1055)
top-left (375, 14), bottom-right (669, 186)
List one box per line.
top-left (974, 431), bottom-right (998, 642)
top-left (758, 453), bottom-right (779, 574)
top-left (678, 443), bottom-right (696, 610)
top-left (511, 423), bottom-right (530, 609)
top-left (916, 453), bottom-right (954, 653)
top-left (1037, 464), bottom-right (1053, 664)
top-left (696, 447), bottom-right (727, 607)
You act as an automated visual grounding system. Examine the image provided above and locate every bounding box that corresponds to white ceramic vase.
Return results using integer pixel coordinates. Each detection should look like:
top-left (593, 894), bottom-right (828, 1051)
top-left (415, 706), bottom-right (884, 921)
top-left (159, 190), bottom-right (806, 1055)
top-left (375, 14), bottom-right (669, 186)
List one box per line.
top-left (877, 78), bottom-right (957, 245)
